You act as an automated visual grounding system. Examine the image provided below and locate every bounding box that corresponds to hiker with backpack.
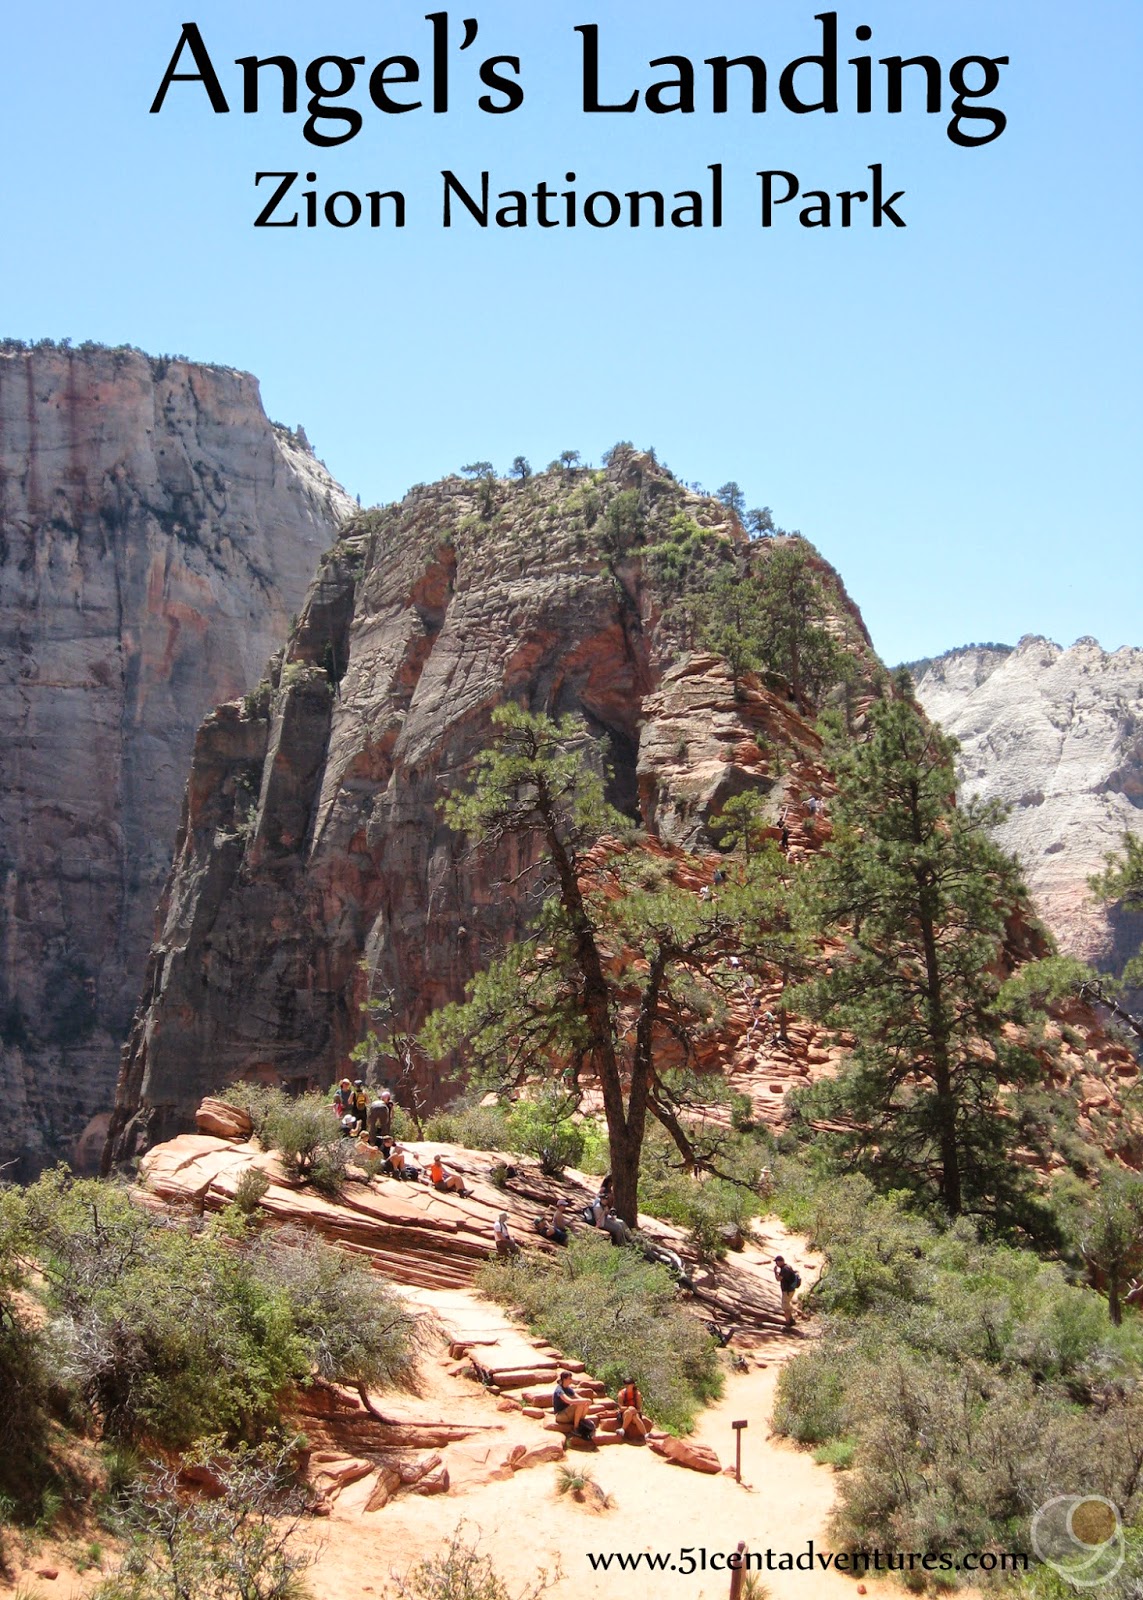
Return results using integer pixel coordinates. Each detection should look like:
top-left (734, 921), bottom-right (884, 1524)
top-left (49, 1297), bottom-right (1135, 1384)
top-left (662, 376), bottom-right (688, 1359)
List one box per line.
top-left (492, 1212), bottom-right (520, 1258)
top-left (367, 1089), bottom-right (394, 1145)
top-left (773, 1254), bottom-right (802, 1328)
top-left (349, 1080), bottom-right (370, 1133)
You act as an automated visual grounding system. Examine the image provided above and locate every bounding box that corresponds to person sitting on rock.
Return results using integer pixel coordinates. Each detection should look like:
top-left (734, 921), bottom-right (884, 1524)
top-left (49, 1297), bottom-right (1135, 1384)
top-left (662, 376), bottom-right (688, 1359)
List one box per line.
top-left (601, 1208), bottom-right (634, 1247)
top-left (383, 1139), bottom-right (419, 1181)
top-left (550, 1199), bottom-right (571, 1244)
top-left (590, 1176), bottom-right (613, 1227)
top-left (492, 1212), bottom-right (520, 1258)
top-left (534, 1203), bottom-right (570, 1246)
top-left (616, 1378), bottom-right (651, 1441)
top-left (553, 1371), bottom-right (594, 1437)
top-left (339, 1112), bottom-right (358, 1139)
top-left (429, 1155), bottom-right (471, 1197)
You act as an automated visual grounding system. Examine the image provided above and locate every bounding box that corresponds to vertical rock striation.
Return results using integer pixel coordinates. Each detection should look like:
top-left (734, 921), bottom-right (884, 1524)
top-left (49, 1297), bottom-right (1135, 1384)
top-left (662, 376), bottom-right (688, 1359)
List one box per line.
top-left (0, 343), bottom-right (352, 1175)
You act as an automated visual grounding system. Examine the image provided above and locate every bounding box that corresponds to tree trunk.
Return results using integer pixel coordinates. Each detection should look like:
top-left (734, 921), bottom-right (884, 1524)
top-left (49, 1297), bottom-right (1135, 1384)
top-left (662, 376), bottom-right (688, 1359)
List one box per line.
top-left (1109, 1269), bottom-right (1123, 1327)
top-left (538, 776), bottom-right (645, 1224)
top-left (911, 782), bottom-right (962, 1216)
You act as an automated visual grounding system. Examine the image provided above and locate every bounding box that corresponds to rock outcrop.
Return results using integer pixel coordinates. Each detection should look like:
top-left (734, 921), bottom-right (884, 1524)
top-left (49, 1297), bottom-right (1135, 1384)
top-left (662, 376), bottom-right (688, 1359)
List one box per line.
top-left (0, 342), bottom-right (353, 1176)
top-left (913, 638), bottom-right (1143, 973)
top-left (106, 457), bottom-right (878, 1162)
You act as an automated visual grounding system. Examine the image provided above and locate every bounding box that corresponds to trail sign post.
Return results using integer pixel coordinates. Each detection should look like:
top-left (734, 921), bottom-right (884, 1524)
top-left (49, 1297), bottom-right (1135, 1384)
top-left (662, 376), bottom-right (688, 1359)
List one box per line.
top-left (732, 1418), bottom-right (748, 1484)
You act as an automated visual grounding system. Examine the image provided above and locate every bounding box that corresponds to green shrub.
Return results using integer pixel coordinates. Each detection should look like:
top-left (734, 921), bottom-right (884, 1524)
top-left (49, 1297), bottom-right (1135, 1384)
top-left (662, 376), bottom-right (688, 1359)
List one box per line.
top-left (232, 1169), bottom-right (271, 1215)
top-left (423, 1104), bottom-right (510, 1151)
top-left (505, 1090), bottom-right (585, 1175)
top-left (92, 1439), bottom-right (313, 1600)
top-left (261, 1092), bottom-right (343, 1182)
top-left (478, 1232), bottom-right (721, 1433)
top-left (17, 1169), bottom-right (418, 1453)
top-left (248, 1225), bottom-right (417, 1392)
top-left (770, 1163), bottom-right (1143, 1578)
top-left (812, 1439), bottom-right (856, 1470)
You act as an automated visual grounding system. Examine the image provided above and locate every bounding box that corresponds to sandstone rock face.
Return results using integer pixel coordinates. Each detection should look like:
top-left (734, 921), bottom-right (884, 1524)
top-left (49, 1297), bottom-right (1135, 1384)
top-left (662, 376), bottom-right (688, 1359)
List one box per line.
top-left (914, 638), bottom-right (1143, 971)
top-left (0, 343), bottom-right (352, 1176)
top-left (106, 457), bottom-right (877, 1162)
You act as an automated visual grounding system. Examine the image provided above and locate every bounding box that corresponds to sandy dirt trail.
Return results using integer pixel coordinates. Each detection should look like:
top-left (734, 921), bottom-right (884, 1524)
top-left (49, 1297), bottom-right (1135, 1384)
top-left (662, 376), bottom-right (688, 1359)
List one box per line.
top-left (0, 1220), bottom-right (984, 1600)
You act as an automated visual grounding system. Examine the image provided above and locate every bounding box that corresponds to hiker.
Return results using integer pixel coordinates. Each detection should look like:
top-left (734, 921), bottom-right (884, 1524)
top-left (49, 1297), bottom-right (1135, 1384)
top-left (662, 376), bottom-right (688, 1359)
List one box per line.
top-left (333, 1077), bottom-right (354, 1117)
top-left (429, 1154), bottom-right (471, 1197)
top-left (350, 1080), bottom-right (370, 1131)
top-left (601, 1208), bottom-right (634, 1247)
top-left (492, 1212), bottom-right (520, 1258)
top-left (339, 1112), bottom-right (358, 1139)
top-left (773, 1254), bottom-right (802, 1328)
top-left (535, 1202), bottom-right (569, 1245)
top-left (779, 823), bottom-right (790, 853)
top-left (387, 1141), bottom-right (420, 1181)
top-left (553, 1371), bottom-right (595, 1437)
top-left (367, 1090), bottom-right (394, 1145)
top-left (616, 1378), bottom-right (651, 1441)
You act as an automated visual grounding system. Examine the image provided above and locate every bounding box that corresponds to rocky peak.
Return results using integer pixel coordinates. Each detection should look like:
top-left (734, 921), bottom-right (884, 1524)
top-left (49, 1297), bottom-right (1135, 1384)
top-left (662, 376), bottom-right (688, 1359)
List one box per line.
top-left (0, 341), bottom-right (353, 1176)
top-left (105, 456), bottom-right (878, 1163)
top-left (913, 634), bottom-right (1143, 973)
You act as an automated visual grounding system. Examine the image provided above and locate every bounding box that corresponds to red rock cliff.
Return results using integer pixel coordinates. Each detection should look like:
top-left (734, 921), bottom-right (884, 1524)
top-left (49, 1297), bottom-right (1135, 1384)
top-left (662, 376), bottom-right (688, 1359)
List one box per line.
top-left (105, 453), bottom-right (879, 1163)
top-left (0, 342), bottom-right (352, 1175)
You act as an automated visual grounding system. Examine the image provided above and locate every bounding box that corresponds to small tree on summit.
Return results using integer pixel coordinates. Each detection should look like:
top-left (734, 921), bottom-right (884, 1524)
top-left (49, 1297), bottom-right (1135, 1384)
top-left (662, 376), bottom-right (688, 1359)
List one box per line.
top-left (745, 506), bottom-right (775, 538)
top-left (510, 455), bottom-right (532, 481)
top-left (461, 461), bottom-right (494, 479)
top-left (716, 482), bottom-right (746, 520)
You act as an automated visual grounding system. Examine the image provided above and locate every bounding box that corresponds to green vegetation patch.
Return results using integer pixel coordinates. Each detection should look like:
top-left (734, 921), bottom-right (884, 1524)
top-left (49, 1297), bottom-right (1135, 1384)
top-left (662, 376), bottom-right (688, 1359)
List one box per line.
top-left (477, 1231), bottom-right (721, 1433)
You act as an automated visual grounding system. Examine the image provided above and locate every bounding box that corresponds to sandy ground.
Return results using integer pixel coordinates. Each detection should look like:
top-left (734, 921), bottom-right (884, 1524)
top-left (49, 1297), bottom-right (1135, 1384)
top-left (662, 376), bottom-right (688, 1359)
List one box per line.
top-left (299, 1347), bottom-right (912, 1600)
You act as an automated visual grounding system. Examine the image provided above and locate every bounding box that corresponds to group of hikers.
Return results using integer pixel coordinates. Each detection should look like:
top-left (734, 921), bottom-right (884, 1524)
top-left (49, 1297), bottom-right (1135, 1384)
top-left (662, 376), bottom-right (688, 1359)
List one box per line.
top-left (331, 1077), bottom-right (801, 1329)
top-left (552, 1370), bottom-right (652, 1444)
top-left (492, 1175), bottom-right (625, 1258)
top-left (331, 1078), bottom-right (472, 1196)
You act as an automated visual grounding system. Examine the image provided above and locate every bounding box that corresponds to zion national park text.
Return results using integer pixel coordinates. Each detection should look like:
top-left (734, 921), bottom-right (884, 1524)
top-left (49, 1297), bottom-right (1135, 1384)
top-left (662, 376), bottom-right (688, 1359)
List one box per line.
top-left (253, 164), bottom-right (907, 230)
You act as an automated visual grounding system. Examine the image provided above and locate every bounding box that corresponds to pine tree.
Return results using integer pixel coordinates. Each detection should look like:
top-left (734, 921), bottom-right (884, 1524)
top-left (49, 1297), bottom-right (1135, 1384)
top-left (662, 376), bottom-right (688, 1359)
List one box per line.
top-left (420, 707), bottom-right (795, 1221)
top-left (1087, 834), bottom-right (1143, 1042)
top-left (796, 693), bottom-right (1046, 1227)
top-left (754, 542), bottom-right (843, 706)
top-left (688, 542), bottom-right (843, 706)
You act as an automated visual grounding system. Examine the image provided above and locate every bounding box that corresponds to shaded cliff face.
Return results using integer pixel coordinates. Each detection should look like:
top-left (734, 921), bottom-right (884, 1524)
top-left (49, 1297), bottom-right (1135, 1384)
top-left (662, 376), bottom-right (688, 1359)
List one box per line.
top-left (0, 343), bottom-right (353, 1176)
top-left (106, 456), bottom-right (879, 1162)
top-left (914, 637), bottom-right (1143, 973)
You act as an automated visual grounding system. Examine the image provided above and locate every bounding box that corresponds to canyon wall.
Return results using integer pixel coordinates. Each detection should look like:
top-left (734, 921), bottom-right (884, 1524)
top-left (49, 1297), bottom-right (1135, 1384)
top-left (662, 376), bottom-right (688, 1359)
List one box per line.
top-left (105, 458), bottom-right (878, 1162)
top-left (0, 343), bottom-right (352, 1175)
top-left (914, 637), bottom-right (1143, 973)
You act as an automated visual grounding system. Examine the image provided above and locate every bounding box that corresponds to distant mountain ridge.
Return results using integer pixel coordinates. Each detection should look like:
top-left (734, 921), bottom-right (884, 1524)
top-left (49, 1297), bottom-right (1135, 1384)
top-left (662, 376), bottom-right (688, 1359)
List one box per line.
top-left (912, 636), bottom-right (1143, 976)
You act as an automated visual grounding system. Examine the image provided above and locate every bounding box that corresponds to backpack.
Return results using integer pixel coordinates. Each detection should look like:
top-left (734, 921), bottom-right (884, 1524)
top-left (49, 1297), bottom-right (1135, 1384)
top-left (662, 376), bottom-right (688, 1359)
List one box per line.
top-left (576, 1417), bottom-right (597, 1441)
top-left (792, 1270), bottom-right (802, 1290)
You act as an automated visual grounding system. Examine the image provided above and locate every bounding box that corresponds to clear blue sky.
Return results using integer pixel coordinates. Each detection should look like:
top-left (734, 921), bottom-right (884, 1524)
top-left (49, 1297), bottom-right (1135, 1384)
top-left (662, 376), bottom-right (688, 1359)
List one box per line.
top-left (1, 1), bottom-right (1139, 664)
